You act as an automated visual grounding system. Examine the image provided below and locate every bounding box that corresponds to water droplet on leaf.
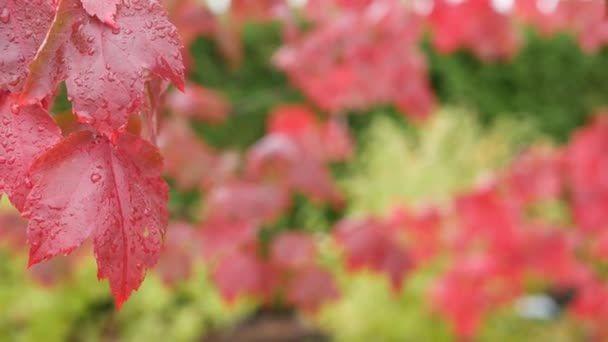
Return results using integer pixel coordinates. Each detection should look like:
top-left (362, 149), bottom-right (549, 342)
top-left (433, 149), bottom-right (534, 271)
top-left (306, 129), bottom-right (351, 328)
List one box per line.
top-left (0, 7), bottom-right (10, 24)
top-left (90, 173), bottom-right (102, 183)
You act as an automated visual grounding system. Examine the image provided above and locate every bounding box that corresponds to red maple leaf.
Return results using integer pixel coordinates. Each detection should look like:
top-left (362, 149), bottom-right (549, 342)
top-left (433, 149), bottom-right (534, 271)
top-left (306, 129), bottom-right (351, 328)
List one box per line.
top-left (23, 130), bottom-right (169, 309)
top-left (0, 0), bottom-right (55, 92)
top-left (0, 93), bottom-right (62, 210)
top-left (18, 0), bottom-right (185, 137)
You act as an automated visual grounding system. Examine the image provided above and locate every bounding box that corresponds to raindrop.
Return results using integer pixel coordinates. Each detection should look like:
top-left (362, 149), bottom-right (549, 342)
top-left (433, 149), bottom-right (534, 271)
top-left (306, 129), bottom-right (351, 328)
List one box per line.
top-left (0, 7), bottom-right (10, 24)
top-left (8, 77), bottom-right (20, 87)
top-left (90, 173), bottom-right (102, 183)
top-left (10, 104), bottom-right (20, 114)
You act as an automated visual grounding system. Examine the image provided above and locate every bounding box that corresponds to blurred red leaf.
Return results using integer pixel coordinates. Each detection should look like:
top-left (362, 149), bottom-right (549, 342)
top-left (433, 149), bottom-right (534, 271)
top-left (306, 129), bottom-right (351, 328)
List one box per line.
top-left (335, 217), bottom-right (411, 291)
top-left (275, 3), bottom-right (435, 119)
top-left (204, 181), bottom-right (290, 224)
top-left (505, 147), bottom-right (564, 206)
top-left (159, 117), bottom-right (224, 191)
top-left (270, 232), bottom-right (317, 271)
top-left (429, 0), bottom-right (520, 61)
top-left (167, 83), bottom-right (230, 124)
top-left (200, 216), bottom-right (259, 258)
top-left (285, 265), bottom-right (339, 313)
top-left (565, 113), bottom-right (608, 233)
top-left (211, 249), bottom-right (278, 303)
top-left (156, 222), bottom-right (199, 286)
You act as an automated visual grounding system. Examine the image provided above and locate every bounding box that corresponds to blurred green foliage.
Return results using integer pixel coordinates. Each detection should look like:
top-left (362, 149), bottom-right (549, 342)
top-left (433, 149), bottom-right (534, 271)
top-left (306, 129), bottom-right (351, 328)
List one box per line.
top-left (428, 31), bottom-right (608, 142)
top-left (0, 246), bottom-right (253, 342)
top-left (188, 23), bottom-right (304, 149)
top-left (342, 109), bottom-right (535, 214)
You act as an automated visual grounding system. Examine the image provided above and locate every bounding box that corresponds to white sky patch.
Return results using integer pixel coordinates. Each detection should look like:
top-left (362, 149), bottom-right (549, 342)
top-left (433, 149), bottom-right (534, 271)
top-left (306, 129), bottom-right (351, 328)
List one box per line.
top-left (368, 1), bottom-right (391, 22)
top-left (491, 0), bottom-right (514, 13)
top-left (515, 295), bottom-right (559, 321)
top-left (288, 0), bottom-right (308, 8)
top-left (206, 0), bottom-right (231, 15)
top-left (412, 0), bottom-right (434, 16)
top-left (537, 0), bottom-right (559, 14)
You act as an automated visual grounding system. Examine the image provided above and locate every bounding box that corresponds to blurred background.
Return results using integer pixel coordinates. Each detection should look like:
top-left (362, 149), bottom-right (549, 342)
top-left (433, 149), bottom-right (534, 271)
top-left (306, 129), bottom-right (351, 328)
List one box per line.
top-left (3, 0), bottom-right (608, 340)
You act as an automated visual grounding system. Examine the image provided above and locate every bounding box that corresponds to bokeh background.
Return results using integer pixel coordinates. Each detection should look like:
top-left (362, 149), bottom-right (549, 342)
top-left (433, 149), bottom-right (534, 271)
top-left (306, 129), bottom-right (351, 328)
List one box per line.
top-left (3, 0), bottom-right (608, 341)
